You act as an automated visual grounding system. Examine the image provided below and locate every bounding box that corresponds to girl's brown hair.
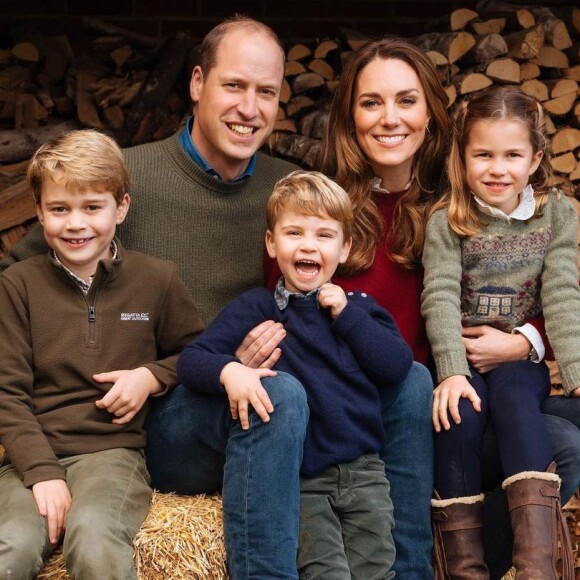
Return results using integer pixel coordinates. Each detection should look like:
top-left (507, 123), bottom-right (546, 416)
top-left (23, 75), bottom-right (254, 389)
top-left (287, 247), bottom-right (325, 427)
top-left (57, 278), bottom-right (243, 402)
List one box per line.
top-left (443, 85), bottom-right (553, 237)
top-left (318, 35), bottom-right (450, 274)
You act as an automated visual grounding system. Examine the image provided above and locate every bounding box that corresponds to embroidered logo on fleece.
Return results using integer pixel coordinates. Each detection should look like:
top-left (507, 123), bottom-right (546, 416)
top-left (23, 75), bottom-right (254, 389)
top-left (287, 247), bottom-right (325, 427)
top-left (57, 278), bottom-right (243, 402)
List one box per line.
top-left (120, 312), bottom-right (150, 321)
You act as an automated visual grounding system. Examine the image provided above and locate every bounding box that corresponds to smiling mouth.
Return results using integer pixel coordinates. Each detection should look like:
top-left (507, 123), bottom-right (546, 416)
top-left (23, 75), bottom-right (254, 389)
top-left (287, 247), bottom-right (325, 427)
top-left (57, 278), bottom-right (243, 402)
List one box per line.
top-left (485, 182), bottom-right (511, 189)
top-left (375, 135), bottom-right (406, 144)
top-left (63, 238), bottom-right (92, 245)
top-left (227, 123), bottom-right (257, 137)
top-left (295, 260), bottom-right (321, 277)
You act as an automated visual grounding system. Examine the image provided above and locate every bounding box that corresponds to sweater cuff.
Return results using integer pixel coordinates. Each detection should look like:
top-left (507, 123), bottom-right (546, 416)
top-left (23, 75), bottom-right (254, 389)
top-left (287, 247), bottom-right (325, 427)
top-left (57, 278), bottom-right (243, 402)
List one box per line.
top-left (23, 464), bottom-right (67, 488)
top-left (560, 362), bottom-right (580, 396)
top-left (435, 352), bottom-right (471, 384)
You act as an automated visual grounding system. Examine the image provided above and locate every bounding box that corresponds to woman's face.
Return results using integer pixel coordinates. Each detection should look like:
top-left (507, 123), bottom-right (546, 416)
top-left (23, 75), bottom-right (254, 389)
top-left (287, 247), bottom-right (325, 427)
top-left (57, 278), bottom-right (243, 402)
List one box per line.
top-left (353, 57), bottom-right (430, 186)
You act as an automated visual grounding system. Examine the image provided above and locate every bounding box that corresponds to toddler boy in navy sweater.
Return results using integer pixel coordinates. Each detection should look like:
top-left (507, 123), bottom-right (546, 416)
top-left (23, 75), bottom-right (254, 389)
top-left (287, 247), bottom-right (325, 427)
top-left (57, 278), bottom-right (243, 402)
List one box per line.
top-left (177, 170), bottom-right (413, 579)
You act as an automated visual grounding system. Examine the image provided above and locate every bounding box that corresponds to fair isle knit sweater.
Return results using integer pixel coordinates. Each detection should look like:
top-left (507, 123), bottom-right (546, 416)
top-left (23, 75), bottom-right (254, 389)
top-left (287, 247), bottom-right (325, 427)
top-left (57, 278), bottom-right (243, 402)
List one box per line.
top-left (421, 193), bottom-right (580, 394)
top-left (0, 131), bottom-right (298, 324)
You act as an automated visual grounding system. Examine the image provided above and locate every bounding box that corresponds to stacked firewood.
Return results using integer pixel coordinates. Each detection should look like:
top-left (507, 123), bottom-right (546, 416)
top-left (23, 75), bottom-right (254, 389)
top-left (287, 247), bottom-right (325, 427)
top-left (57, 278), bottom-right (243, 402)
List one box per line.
top-left (269, 1), bottom-right (580, 192)
top-left (0, 2), bottom-right (579, 260)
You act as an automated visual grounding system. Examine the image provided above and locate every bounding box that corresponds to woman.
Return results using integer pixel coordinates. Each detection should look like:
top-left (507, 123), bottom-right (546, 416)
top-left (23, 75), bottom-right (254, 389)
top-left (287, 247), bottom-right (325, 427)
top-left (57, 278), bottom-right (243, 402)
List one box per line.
top-left (319, 37), bottom-right (449, 579)
top-left (308, 36), bottom-right (579, 579)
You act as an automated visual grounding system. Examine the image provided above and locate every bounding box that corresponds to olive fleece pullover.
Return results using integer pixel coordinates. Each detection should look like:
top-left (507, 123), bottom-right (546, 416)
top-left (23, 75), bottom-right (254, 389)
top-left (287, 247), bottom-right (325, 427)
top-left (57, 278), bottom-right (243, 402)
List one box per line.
top-left (0, 241), bottom-right (204, 487)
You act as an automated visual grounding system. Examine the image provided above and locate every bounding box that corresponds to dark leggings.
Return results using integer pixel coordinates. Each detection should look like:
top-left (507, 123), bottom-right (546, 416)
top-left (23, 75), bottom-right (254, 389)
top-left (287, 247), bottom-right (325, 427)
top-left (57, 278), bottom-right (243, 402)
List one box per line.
top-left (435, 360), bottom-right (553, 499)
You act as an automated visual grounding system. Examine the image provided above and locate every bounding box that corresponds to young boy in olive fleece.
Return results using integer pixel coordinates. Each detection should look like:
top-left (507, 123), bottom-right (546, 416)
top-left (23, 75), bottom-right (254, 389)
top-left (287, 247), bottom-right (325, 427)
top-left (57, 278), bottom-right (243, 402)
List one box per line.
top-left (0, 129), bottom-right (204, 580)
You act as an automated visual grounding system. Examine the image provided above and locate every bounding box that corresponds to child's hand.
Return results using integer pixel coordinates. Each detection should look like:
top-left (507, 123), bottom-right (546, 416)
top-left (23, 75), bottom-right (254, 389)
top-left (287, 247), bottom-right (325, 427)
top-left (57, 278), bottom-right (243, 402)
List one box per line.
top-left (318, 283), bottom-right (348, 318)
top-left (94, 367), bottom-right (163, 424)
top-left (220, 362), bottom-right (277, 430)
top-left (32, 479), bottom-right (72, 546)
top-left (433, 375), bottom-right (481, 433)
top-left (571, 386), bottom-right (580, 397)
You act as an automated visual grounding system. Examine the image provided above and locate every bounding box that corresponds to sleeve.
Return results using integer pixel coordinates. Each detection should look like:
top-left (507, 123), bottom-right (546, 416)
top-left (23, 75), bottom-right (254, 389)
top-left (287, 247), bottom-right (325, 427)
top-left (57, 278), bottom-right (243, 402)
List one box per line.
top-left (141, 263), bottom-right (206, 393)
top-left (177, 291), bottom-right (268, 395)
top-left (0, 222), bottom-right (48, 272)
top-left (331, 295), bottom-right (413, 386)
top-left (0, 275), bottom-right (65, 487)
top-left (540, 196), bottom-right (580, 394)
top-left (421, 210), bottom-right (470, 383)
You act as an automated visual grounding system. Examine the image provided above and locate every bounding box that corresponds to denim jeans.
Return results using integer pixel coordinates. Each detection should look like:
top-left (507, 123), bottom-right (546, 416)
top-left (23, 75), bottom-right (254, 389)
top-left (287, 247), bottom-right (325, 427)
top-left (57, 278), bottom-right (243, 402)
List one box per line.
top-left (481, 408), bottom-right (580, 579)
top-left (298, 454), bottom-right (395, 580)
top-left (542, 395), bottom-right (580, 431)
top-left (145, 372), bottom-right (308, 580)
top-left (380, 362), bottom-right (434, 579)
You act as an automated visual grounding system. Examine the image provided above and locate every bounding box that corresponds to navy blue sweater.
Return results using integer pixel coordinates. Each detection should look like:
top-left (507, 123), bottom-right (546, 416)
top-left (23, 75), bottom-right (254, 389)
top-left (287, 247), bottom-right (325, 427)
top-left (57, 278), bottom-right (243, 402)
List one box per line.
top-left (177, 288), bottom-right (413, 476)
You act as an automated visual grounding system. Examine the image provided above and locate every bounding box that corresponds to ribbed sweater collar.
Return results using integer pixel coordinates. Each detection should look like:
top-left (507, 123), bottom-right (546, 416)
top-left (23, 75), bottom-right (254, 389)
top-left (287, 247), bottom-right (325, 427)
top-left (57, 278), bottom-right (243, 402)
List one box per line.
top-left (162, 132), bottom-right (263, 196)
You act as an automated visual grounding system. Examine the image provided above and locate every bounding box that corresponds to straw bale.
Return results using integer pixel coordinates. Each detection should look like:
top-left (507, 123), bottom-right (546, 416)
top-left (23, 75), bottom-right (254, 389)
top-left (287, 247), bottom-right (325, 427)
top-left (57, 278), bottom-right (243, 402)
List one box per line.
top-left (38, 491), bottom-right (227, 580)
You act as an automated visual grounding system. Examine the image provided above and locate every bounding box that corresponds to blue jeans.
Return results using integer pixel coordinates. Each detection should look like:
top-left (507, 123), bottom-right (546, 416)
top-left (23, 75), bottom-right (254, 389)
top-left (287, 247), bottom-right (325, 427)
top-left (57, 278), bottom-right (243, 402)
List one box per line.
top-left (145, 372), bottom-right (308, 580)
top-left (380, 362), bottom-right (434, 579)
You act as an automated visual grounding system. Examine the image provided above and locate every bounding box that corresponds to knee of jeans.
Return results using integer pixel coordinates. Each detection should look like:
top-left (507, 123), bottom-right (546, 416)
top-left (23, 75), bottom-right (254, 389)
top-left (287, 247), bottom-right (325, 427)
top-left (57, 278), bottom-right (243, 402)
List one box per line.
top-left (381, 362), bottom-right (433, 420)
top-left (261, 371), bottom-right (309, 423)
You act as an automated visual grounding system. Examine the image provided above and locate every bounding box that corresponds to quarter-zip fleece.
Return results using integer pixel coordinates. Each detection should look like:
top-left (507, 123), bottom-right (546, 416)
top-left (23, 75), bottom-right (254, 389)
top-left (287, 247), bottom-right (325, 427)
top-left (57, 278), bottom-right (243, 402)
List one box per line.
top-left (0, 241), bottom-right (204, 487)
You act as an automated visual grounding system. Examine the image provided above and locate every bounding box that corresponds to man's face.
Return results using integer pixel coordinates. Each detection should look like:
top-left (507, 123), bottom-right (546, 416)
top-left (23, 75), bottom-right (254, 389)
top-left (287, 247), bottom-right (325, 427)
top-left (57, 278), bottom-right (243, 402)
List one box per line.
top-left (190, 28), bottom-right (284, 182)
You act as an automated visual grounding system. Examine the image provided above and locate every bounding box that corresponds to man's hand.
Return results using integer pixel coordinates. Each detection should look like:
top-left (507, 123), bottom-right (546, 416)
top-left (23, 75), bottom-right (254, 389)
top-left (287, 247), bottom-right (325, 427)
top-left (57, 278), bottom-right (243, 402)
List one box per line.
top-left (235, 320), bottom-right (285, 369)
top-left (220, 362), bottom-right (277, 429)
top-left (433, 375), bottom-right (481, 433)
top-left (32, 479), bottom-right (71, 546)
top-left (94, 367), bottom-right (163, 424)
top-left (318, 283), bottom-right (348, 319)
top-left (462, 325), bottom-right (530, 373)
top-left (571, 386), bottom-right (580, 397)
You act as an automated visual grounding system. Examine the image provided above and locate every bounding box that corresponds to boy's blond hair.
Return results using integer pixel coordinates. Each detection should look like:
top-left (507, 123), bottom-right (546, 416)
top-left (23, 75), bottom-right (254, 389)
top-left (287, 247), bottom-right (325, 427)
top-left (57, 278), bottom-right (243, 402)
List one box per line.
top-left (267, 170), bottom-right (354, 240)
top-left (27, 129), bottom-right (130, 204)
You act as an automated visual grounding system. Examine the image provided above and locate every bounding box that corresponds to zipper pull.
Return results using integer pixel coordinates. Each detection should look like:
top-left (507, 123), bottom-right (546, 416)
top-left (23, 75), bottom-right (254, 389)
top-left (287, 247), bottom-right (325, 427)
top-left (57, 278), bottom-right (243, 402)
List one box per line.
top-left (88, 305), bottom-right (96, 322)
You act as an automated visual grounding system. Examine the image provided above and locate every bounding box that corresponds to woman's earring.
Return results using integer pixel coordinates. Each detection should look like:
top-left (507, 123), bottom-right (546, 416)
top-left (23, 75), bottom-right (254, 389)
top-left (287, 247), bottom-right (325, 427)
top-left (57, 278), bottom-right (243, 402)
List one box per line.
top-left (426, 124), bottom-right (431, 134)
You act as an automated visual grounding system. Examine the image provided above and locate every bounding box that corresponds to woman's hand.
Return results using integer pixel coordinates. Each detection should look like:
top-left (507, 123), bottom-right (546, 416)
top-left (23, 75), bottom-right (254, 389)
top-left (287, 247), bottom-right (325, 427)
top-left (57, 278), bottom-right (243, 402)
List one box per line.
top-left (462, 325), bottom-right (530, 373)
top-left (433, 375), bottom-right (481, 433)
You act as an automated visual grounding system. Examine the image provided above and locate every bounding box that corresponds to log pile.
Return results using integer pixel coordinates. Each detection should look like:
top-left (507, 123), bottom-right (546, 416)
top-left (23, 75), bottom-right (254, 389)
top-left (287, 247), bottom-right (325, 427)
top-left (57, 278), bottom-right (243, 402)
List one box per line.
top-left (269, 1), bottom-right (580, 194)
top-left (0, 2), bottom-right (579, 260)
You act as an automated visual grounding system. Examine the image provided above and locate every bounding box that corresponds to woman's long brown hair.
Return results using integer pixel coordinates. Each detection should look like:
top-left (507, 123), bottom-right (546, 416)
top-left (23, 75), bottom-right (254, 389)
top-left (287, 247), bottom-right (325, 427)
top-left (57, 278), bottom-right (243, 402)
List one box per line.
top-left (318, 36), bottom-right (450, 274)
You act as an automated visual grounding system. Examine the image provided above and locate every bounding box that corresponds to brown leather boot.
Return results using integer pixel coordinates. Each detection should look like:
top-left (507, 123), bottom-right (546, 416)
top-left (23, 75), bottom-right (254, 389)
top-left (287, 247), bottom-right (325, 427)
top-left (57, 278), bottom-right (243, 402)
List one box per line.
top-left (503, 462), bottom-right (575, 580)
top-left (432, 493), bottom-right (490, 579)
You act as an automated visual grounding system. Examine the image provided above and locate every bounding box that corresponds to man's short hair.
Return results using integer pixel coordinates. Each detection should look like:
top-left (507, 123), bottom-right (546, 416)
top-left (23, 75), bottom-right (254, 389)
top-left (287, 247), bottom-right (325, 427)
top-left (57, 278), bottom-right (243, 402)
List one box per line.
top-left (198, 14), bottom-right (285, 75)
top-left (267, 170), bottom-right (354, 240)
top-left (27, 129), bottom-right (130, 205)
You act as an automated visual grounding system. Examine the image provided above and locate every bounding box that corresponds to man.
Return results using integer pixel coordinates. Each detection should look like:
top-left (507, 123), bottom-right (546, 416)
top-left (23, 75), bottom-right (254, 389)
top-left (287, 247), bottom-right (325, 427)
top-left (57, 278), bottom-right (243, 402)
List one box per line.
top-left (1, 16), bottom-right (307, 580)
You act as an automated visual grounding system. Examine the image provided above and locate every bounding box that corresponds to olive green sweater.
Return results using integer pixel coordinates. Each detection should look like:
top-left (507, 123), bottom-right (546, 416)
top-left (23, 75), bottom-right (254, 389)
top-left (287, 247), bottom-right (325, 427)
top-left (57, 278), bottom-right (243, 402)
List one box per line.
top-left (0, 243), bottom-right (204, 487)
top-left (0, 132), bottom-right (298, 324)
top-left (421, 193), bottom-right (580, 394)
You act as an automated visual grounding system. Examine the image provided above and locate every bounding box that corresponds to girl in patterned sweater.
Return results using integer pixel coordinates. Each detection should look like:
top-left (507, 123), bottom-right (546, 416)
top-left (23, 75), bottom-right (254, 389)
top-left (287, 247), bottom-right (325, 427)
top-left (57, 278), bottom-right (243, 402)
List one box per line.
top-left (421, 86), bottom-right (578, 579)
